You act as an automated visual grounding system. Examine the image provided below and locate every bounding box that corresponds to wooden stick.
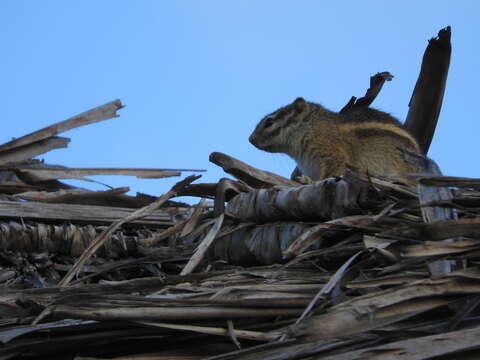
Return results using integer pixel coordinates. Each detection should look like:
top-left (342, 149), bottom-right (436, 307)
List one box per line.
top-left (181, 213), bottom-right (224, 275)
top-left (404, 26), bottom-right (452, 154)
top-left (0, 137), bottom-right (70, 165)
top-left (210, 152), bottom-right (298, 188)
top-left (137, 321), bottom-right (278, 341)
top-left (340, 72), bottom-right (393, 113)
top-left (12, 167), bottom-right (182, 182)
top-left (0, 99), bottom-right (123, 152)
top-left (0, 200), bottom-right (178, 226)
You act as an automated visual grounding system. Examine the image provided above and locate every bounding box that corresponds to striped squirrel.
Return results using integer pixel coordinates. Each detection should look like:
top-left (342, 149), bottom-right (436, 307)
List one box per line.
top-left (249, 97), bottom-right (421, 181)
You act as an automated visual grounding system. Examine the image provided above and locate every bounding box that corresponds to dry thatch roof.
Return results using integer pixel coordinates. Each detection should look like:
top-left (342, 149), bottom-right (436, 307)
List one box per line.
top-left (4, 26), bottom-right (479, 360)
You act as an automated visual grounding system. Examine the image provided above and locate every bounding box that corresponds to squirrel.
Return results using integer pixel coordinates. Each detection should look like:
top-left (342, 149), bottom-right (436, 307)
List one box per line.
top-left (249, 97), bottom-right (422, 181)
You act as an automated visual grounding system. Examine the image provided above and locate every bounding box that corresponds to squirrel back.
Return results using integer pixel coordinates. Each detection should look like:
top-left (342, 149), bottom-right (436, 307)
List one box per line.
top-left (249, 97), bottom-right (421, 180)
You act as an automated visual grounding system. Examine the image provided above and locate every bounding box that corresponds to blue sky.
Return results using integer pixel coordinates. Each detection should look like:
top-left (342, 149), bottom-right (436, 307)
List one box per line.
top-left (1, 1), bottom-right (478, 199)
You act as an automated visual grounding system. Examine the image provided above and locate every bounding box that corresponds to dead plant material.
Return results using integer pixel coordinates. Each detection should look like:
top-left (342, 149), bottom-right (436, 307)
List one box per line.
top-left (210, 151), bottom-right (299, 188)
top-left (0, 199), bottom-right (179, 226)
top-left (58, 175), bottom-right (200, 286)
top-left (210, 222), bottom-right (314, 265)
top-left (0, 99), bottom-right (123, 153)
top-left (11, 167), bottom-right (183, 182)
top-left (225, 173), bottom-right (383, 223)
top-left (0, 137), bottom-right (70, 165)
top-left (404, 26), bottom-right (451, 154)
top-left (181, 213), bottom-right (224, 275)
top-left (0, 221), bottom-right (164, 257)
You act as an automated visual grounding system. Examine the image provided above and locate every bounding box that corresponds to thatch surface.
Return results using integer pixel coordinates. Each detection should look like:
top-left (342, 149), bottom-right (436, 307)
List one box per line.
top-left (2, 111), bottom-right (480, 359)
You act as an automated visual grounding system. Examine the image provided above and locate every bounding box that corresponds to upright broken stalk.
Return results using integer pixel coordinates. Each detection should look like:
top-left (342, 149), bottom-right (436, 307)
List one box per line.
top-left (404, 26), bottom-right (451, 155)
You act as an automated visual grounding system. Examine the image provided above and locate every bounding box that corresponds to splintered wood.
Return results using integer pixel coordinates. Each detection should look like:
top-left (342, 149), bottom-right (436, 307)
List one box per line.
top-left (0, 99), bottom-right (204, 263)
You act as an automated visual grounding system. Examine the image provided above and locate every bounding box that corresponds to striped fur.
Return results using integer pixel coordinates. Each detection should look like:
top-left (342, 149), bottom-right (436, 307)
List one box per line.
top-left (249, 97), bottom-right (421, 180)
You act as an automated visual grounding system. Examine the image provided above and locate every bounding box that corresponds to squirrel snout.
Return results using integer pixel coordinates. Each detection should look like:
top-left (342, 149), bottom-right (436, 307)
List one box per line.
top-left (249, 133), bottom-right (257, 146)
top-left (249, 133), bottom-right (271, 152)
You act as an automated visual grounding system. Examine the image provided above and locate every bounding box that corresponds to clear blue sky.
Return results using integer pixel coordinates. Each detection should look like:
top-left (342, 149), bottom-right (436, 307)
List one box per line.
top-left (1, 1), bottom-right (478, 199)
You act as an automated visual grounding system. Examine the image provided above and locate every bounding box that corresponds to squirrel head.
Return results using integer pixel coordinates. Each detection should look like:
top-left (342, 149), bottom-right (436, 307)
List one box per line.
top-left (249, 97), bottom-right (323, 154)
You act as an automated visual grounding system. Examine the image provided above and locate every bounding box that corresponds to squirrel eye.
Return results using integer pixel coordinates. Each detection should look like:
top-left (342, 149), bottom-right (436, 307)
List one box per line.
top-left (264, 118), bottom-right (274, 128)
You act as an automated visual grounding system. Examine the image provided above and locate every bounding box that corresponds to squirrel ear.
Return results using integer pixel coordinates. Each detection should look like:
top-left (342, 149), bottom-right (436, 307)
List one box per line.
top-left (293, 97), bottom-right (306, 112)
